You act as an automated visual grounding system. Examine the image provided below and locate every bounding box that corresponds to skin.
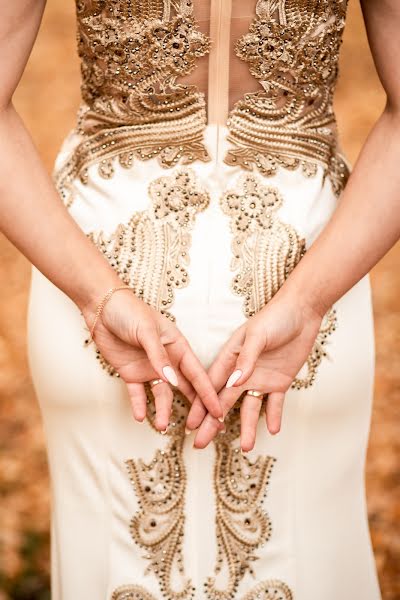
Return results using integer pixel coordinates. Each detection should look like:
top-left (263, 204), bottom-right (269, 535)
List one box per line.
top-left (0, 1), bottom-right (399, 447)
top-left (187, 0), bottom-right (400, 450)
top-left (0, 0), bottom-right (223, 431)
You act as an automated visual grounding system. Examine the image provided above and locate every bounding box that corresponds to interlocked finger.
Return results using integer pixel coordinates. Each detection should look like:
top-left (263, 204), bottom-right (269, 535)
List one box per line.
top-left (185, 396), bottom-right (208, 431)
top-left (265, 392), bottom-right (285, 435)
top-left (186, 326), bottom-right (246, 432)
top-left (240, 391), bottom-right (265, 452)
top-left (178, 346), bottom-right (222, 420)
top-left (193, 385), bottom-right (243, 448)
top-left (171, 368), bottom-right (197, 406)
top-left (150, 379), bottom-right (173, 433)
top-left (126, 382), bottom-right (147, 422)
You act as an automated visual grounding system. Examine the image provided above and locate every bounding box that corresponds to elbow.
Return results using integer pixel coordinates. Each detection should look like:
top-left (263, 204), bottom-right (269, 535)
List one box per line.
top-left (383, 96), bottom-right (400, 122)
top-left (0, 98), bottom-right (15, 119)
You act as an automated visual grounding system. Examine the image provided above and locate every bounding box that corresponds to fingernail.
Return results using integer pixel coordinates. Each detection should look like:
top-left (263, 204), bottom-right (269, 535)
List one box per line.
top-left (185, 427), bottom-right (192, 435)
top-left (163, 366), bottom-right (178, 387)
top-left (219, 427), bottom-right (226, 435)
top-left (161, 426), bottom-right (168, 435)
top-left (218, 415), bottom-right (225, 423)
top-left (226, 369), bottom-right (242, 388)
top-left (240, 448), bottom-right (248, 455)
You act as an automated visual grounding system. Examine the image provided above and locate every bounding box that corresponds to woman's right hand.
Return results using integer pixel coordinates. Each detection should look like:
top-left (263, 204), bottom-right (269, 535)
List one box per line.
top-left (81, 288), bottom-right (222, 431)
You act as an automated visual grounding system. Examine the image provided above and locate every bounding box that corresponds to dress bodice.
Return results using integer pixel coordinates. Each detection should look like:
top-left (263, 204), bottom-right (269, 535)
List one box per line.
top-left (57, 0), bottom-right (349, 206)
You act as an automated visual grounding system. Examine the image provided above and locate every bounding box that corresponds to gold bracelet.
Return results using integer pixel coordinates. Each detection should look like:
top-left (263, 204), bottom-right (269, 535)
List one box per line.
top-left (87, 285), bottom-right (131, 344)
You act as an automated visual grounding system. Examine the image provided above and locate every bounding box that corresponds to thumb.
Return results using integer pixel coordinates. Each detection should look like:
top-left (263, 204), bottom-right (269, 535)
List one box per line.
top-left (225, 326), bottom-right (266, 388)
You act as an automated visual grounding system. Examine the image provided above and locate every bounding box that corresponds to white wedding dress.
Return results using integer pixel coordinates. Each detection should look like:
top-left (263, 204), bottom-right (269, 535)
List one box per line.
top-left (27, 1), bottom-right (381, 599)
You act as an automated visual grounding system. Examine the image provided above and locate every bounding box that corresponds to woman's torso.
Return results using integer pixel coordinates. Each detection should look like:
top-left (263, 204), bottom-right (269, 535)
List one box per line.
top-left (26, 4), bottom-right (382, 599)
top-left (54, 0), bottom-right (349, 375)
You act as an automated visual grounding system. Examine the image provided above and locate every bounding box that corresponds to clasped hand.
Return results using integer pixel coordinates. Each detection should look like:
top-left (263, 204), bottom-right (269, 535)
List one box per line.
top-left (82, 289), bottom-right (323, 450)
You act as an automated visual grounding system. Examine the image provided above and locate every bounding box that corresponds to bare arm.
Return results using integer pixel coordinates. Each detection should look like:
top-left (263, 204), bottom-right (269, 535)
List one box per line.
top-left (0, 0), bottom-right (123, 310)
top-left (280, 0), bottom-right (400, 316)
top-left (190, 0), bottom-right (400, 449)
top-left (0, 1), bottom-right (222, 423)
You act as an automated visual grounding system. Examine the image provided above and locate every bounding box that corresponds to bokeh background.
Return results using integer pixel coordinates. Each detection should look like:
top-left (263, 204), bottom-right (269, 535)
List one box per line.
top-left (0, 1), bottom-right (399, 598)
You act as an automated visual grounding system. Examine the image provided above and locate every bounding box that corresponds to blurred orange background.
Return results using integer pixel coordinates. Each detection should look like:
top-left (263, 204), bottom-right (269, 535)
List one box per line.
top-left (0, 1), bottom-right (399, 599)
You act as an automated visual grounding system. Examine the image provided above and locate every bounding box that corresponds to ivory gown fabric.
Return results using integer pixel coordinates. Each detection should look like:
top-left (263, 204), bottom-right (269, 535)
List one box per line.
top-left (27, 1), bottom-right (381, 599)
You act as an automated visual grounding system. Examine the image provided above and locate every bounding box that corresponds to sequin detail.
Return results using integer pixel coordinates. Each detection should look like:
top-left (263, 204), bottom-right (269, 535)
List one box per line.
top-left (204, 401), bottom-right (277, 600)
top-left (111, 586), bottom-right (158, 600)
top-left (224, 0), bottom-right (350, 196)
top-left (126, 387), bottom-right (194, 600)
top-left (87, 167), bottom-right (209, 375)
top-left (221, 172), bottom-right (336, 388)
top-left (55, 0), bottom-right (211, 207)
top-left (241, 580), bottom-right (293, 600)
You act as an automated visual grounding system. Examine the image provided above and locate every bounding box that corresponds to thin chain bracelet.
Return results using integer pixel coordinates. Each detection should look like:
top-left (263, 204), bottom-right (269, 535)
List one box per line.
top-left (86, 285), bottom-right (132, 345)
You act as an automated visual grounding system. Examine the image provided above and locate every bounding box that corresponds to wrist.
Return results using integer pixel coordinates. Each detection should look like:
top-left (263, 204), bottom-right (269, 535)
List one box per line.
top-left (274, 274), bottom-right (331, 321)
top-left (73, 268), bottom-right (126, 320)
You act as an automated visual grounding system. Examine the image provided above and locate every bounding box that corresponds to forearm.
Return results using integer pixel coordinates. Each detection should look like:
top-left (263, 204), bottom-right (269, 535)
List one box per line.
top-left (282, 107), bottom-right (400, 315)
top-left (0, 103), bottom-right (122, 311)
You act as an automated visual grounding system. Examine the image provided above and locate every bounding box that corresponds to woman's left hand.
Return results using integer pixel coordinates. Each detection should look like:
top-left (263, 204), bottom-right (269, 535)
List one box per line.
top-left (186, 290), bottom-right (325, 451)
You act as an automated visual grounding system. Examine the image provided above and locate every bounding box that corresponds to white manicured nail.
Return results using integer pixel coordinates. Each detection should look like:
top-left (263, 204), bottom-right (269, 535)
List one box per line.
top-left (161, 427), bottom-right (168, 435)
top-left (185, 427), bottom-right (192, 435)
top-left (163, 366), bottom-right (178, 387)
top-left (218, 415), bottom-right (225, 423)
top-left (226, 369), bottom-right (242, 388)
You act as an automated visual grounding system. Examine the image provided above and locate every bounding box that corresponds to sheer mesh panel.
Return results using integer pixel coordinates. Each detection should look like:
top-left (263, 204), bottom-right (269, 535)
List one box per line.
top-left (179, 0), bottom-right (259, 124)
top-left (180, 0), bottom-right (344, 129)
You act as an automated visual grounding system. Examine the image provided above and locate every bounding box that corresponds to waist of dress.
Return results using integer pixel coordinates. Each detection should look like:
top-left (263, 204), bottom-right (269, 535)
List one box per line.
top-left (53, 100), bottom-right (349, 209)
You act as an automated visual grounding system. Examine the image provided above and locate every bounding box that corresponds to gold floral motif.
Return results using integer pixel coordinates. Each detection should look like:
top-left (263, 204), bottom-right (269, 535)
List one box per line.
top-left (126, 387), bottom-right (194, 600)
top-left (87, 167), bottom-right (209, 375)
top-left (56, 0), bottom-right (211, 207)
top-left (221, 172), bottom-right (336, 388)
top-left (241, 580), bottom-right (294, 600)
top-left (204, 401), bottom-right (276, 600)
top-left (220, 172), bottom-right (306, 316)
top-left (224, 0), bottom-right (350, 196)
top-left (111, 585), bottom-right (158, 600)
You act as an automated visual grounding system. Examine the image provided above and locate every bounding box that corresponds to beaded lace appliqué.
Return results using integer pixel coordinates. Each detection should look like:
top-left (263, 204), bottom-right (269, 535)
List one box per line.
top-left (204, 402), bottom-right (277, 600)
top-left (87, 167), bottom-right (209, 375)
top-left (125, 388), bottom-right (194, 600)
top-left (241, 580), bottom-right (293, 600)
top-left (221, 172), bottom-right (337, 389)
top-left (56, 0), bottom-right (211, 207)
top-left (224, 0), bottom-right (350, 196)
top-left (111, 586), bottom-right (158, 600)
top-left (121, 390), bottom-right (292, 600)
top-left (220, 172), bottom-right (306, 317)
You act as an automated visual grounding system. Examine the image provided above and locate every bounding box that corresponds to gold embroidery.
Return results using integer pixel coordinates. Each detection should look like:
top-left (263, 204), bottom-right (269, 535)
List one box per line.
top-left (220, 172), bottom-right (306, 317)
top-left (241, 580), bottom-right (294, 600)
top-left (87, 167), bottom-right (209, 375)
top-left (56, 0), bottom-right (211, 207)
top-left (204, 401), bottom-right (276, 600)
top-left (220, 172), bottom-right (336, 388)
top-left (126, 387), bottom-right (194, 600)
top-left (224, 0), bottom-right (350, 196)
top-left (111, 585), bottom-right (158, 600)
top-left (291, 308), bottom-right (337, 390)
top-left (125, 390), bottom-right (293, 600)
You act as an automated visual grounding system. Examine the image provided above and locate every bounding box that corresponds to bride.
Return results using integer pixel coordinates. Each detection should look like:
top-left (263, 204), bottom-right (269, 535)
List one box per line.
top-left (1, 1), bottom-right (399, 598)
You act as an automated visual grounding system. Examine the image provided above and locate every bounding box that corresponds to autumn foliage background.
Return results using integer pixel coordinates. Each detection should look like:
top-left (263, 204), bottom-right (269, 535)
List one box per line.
top-left (0, 1), bottom-right (399, 598)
